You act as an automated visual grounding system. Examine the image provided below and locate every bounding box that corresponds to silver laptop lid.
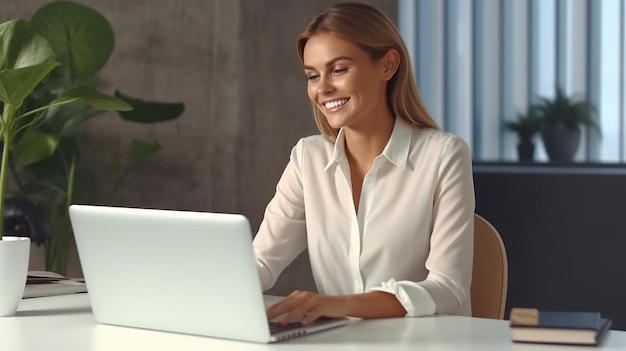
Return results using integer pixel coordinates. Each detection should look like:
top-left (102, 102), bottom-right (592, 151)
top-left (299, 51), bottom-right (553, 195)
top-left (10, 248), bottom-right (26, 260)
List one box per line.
top-left (69, 205), bottom-right (272, 343)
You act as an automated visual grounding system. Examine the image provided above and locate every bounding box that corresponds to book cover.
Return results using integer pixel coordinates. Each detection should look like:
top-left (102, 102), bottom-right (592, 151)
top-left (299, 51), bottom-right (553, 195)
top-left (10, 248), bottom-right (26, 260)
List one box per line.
top-left (23, 271), bottom-right (87, 299)
top-left (510, 308), bottom-right (612, 346)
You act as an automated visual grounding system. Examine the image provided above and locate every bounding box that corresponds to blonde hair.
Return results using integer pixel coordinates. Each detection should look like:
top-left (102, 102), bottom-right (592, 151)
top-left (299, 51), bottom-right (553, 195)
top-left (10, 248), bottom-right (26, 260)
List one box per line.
top-left (296, 2), bottom-right (439, 141)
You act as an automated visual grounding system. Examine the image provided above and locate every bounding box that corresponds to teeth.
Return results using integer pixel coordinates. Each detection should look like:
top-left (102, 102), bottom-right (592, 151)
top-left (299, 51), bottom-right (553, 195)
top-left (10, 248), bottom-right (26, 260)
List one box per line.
top-left (324, 99), bottom-right (348, 109)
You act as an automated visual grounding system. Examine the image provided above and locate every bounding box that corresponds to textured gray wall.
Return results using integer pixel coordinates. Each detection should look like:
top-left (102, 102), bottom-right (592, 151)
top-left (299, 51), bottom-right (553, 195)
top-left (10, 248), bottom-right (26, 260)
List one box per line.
top-left (1, 0), bottom-right (397, 292)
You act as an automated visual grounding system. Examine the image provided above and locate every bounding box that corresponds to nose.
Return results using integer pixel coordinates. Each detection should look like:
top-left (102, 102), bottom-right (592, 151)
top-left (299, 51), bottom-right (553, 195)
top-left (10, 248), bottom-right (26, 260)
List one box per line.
top-left (318, 75), bottom-right (335, 96)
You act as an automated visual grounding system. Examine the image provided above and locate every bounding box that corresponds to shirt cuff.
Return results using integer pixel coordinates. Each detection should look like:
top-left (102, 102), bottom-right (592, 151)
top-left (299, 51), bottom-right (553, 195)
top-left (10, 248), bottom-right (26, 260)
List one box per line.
top-left (370, 278), bottom-right (437, 317)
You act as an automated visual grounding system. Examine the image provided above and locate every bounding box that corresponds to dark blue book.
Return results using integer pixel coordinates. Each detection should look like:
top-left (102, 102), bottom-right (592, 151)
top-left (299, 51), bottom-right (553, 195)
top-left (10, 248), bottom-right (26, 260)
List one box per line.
top-left (510, 308), bottom-right (612, 346)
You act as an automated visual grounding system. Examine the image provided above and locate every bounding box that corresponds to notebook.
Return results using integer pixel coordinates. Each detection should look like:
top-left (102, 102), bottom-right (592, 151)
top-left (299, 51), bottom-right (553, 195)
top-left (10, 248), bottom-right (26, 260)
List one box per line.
top-left (510, 308), bottom-right (612, 346)
top-left (69, 204), bottom-right (349, 343)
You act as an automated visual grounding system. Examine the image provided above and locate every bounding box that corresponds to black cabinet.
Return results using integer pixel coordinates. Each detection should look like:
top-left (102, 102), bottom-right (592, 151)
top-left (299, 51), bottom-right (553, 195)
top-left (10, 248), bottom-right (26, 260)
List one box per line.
top-left (474, 162), bottom-right (626, 330)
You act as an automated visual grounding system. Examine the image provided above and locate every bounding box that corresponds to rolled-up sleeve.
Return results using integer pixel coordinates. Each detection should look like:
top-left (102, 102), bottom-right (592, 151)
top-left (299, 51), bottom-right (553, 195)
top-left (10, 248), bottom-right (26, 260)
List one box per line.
top-left (254, 126), bottom-right (474, 317)
top-left (371, 136), bottom-right (475, 317)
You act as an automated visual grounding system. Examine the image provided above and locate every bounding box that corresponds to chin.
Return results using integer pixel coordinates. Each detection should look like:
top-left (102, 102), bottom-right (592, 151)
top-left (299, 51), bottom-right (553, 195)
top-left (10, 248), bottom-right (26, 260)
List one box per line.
top-left (324, 119), bottom-right (346, 130)
top-left (321, 113), bottom-right (348, 129)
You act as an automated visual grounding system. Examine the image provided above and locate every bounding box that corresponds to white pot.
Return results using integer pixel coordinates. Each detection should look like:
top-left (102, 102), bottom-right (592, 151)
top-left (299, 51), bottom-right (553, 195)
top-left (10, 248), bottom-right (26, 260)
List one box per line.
top-left (0, 236), bottom-right (30, 317)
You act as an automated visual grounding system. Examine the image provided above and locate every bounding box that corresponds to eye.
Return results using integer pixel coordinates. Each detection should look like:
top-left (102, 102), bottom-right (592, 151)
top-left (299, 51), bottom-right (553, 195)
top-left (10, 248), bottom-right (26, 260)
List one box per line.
top-left (306, 73), bottom-right (320, 81)
top-left (332, 67), bottom-right (348, 75)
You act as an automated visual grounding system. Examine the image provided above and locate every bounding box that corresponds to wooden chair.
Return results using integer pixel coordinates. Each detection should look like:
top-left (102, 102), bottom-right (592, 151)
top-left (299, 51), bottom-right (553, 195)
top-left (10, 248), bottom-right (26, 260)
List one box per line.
top-left (471, 214), bottom-right (508, 319)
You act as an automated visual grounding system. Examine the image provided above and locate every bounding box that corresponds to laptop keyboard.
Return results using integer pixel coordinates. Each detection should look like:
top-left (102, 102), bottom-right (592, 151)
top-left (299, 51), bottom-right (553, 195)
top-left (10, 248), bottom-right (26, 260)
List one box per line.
top-left (269, 321), bottom-right (303, 333)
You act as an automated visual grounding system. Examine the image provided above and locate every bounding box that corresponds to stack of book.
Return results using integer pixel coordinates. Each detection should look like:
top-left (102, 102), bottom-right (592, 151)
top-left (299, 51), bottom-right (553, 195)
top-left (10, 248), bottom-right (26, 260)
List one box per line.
top-left (510, 307), bottom-right (612, 346)
top-left (23, 271), bottom-right (87, 298)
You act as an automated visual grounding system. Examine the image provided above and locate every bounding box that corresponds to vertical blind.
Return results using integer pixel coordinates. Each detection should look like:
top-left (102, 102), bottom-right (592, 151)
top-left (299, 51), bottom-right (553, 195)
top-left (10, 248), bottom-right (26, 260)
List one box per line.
top-left (398, 0), bottom-right (625, 162)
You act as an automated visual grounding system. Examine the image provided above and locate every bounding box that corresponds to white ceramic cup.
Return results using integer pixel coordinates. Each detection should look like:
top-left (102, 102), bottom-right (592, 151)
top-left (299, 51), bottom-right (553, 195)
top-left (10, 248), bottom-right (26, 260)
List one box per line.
top-left (0, 236), bottom-right (31, 317)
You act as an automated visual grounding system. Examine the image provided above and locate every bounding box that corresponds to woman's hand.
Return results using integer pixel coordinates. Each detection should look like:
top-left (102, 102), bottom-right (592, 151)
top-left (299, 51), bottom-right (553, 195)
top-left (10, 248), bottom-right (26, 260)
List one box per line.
top-left (266, 290), bottom-right (349, 325)
top-left (267, 290), bottom-right (407, 325)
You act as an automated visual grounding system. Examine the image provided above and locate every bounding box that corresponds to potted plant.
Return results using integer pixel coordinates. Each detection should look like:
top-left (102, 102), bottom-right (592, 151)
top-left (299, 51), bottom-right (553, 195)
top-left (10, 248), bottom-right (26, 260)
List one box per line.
top-left (533, 86), bottom-right (600, 162)
top-left (0, 16), bottom-right (132, 315)
top-left (4, 1), bottom-right (184, 275)
top-left (504, 109), bottom-right (542, 162)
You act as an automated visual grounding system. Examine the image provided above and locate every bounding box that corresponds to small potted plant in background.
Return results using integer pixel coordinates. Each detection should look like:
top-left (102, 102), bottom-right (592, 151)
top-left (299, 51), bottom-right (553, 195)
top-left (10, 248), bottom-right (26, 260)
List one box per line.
top-left (505, 109), bottom-right (542, 162)
top-left (533, 86), bottom-right (600, 163)
top-left (0, 18), bottom-right (132, 316)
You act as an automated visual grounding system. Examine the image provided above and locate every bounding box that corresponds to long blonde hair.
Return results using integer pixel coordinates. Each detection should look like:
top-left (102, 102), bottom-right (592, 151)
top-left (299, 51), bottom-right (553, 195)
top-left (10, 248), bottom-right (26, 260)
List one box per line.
top-left (296, 2), bottom-right (439, 141)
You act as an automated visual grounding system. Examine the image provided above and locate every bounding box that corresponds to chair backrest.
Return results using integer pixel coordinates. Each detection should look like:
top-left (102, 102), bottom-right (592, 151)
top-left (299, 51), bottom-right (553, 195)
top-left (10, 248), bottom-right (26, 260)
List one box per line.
top-left (471, 213), bottom-right (508, 319)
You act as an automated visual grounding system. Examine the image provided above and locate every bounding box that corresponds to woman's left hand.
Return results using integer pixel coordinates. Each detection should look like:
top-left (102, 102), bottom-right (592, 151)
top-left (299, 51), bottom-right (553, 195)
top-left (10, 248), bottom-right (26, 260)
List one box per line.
top-left (266, 290), bottom-right (349, 325)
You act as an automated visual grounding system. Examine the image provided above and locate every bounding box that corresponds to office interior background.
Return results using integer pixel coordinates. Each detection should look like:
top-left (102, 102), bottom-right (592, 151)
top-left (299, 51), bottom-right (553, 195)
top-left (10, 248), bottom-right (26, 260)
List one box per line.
top-left (3, 0), bottom-right (626, 329)
top-left (400, 0), bottom-right (626, 163)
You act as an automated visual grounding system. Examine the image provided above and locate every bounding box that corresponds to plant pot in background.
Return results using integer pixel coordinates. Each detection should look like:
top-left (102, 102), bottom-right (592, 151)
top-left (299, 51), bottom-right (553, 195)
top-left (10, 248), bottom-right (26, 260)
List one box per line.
top-left (516, 142), bottom-right (535, 162)
top-left (542, 127), bottom-right (581, 163)
top-left (0, 237), bottom-right (30, 317)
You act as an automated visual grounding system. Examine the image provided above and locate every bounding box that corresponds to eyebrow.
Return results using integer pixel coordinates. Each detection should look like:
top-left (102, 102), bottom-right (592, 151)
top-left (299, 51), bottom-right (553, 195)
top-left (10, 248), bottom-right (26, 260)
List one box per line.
top-left (303, 56), bottom-right (354, 70)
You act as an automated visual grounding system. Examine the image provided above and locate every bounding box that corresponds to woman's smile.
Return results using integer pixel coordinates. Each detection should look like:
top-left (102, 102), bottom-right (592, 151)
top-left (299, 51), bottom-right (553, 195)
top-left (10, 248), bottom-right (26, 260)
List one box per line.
top-left (322, 98), bottom-right (350, 112)
top-left (303, 32), bottom-right (390, 131)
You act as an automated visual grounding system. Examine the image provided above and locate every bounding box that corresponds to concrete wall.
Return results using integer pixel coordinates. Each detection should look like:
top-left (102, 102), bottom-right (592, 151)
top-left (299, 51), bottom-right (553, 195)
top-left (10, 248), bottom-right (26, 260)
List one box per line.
top-left (1, 0), bottom-right (397, 292)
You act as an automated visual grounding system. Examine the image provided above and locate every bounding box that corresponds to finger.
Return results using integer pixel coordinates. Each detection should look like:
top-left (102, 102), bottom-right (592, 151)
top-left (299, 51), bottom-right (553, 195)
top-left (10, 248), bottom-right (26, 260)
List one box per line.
top-left (279, 304), bottom-right (312, 324)
top-left (300, 311), bottom-right (321, 325)
top-left (300, 303), bottom-right (327, 325)
top-left (266, 293), bottom-right (309, 320)
top-left (278, 297), bottom-right (319, 324)
top-left (266, 300), bottom-right (297, 320)
top-left (278, 295), bottom-right (324, 324)
top-left (302, 296), bottom-right (347, 324)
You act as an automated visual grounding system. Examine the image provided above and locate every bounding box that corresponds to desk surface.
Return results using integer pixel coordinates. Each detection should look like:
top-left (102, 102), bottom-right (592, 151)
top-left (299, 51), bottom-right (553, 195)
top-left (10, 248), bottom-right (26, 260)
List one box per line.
top-left (4, 294), bottom-right (626, 350)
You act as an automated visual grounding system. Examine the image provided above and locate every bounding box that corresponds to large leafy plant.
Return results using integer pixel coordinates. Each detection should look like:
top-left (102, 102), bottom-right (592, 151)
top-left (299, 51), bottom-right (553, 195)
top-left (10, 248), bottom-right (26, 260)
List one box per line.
top-left (1, 1), bottom-right (184, 274)
top-left (0, 18), bottom-right (131, 242)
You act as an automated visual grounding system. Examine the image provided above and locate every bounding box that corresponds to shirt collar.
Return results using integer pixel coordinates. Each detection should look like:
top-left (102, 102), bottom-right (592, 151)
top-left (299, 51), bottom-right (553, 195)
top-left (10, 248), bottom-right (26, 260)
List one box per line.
top-left (324, 128), bottom-right (347, 171)
top-left (324, 118), bottom-right (412, 171)
top-left (381, 118), bottom-right (411, 169)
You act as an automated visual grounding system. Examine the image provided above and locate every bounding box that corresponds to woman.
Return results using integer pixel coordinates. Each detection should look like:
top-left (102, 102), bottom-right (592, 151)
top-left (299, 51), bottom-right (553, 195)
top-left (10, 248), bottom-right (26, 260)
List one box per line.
top-left (254, 2), bottom-right (475, 325)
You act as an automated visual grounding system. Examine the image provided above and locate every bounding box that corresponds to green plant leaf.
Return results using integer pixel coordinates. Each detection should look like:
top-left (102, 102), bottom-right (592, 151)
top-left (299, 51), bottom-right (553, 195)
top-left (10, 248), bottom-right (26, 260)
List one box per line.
top-left (0, 19), bottom-right (56, 70)
top-left (40, 101), bottom-right (91, 137)
top-left (13, 128), bottom-right (60, 166)
top-left (533, 85), bottom-right (600, 136)
top-left (0, 16), bottom-right (59, 105)
top-left (130, 139), bottom-right (161, 163)
top-left (115, 90), bottom-right (185, 123)
top-left (56, 86), bottom-right (132, 111)
top-left (25, 137), bottom-right (79, 190)
top-left (31, 1), bottom-right (114, 80)
top-left (0, 62), bottom-right (60, 105)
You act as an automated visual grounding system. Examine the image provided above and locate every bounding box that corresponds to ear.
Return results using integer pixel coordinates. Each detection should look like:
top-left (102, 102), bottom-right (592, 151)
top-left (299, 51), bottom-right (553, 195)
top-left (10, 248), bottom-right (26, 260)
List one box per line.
top-left (381, 49), bottom-right (400, 81)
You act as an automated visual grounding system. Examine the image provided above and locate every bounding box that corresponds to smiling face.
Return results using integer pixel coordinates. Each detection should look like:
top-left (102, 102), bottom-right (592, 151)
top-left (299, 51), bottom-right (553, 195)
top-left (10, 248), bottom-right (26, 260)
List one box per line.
top-left (303, 33), bottom-right (395, 132)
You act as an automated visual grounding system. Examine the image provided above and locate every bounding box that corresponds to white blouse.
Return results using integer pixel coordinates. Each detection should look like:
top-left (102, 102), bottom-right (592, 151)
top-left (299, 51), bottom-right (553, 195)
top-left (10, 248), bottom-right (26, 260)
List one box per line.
top-left (253, 118), bottom-right (475, 317)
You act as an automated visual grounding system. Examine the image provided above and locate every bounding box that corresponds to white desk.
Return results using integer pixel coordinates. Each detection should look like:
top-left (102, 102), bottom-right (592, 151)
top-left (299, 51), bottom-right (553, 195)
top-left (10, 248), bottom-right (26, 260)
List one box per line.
top-left (3, 294), bottom-right (626, 350)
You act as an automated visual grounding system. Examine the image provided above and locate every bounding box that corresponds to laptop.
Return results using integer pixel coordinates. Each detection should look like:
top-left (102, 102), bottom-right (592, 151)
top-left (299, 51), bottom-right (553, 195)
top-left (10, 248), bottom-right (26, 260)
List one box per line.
top-left (69, 204), bottom-right (349, 343)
